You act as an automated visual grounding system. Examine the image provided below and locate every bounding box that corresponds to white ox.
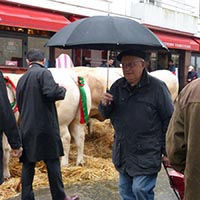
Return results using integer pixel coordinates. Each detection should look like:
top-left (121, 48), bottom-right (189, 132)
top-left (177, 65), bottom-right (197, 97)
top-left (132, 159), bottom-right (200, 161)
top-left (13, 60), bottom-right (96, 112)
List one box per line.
top-left (74, 67), bottom-right (179, 120)
top-left (3, 74), bottom-right (21, 179)
top-left (49, 68), bottom-right (91, 167)
top-left (3, 68), bottom-right (91, 179)
top-left (150, 69), bottom-right (179, 102)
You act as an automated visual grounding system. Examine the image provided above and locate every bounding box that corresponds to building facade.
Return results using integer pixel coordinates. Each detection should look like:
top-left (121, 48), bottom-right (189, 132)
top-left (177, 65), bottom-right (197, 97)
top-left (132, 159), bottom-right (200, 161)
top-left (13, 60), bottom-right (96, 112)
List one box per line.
top-left (1, 0), bottom-right (200, 88)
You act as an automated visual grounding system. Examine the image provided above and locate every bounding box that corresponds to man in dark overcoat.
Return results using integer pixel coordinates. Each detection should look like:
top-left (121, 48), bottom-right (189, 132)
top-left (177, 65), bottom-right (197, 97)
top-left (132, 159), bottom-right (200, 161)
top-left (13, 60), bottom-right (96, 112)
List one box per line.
top-left (0, 71), bottom-right (22, 184)
top-left (16, 48), bottom-right (79, 200)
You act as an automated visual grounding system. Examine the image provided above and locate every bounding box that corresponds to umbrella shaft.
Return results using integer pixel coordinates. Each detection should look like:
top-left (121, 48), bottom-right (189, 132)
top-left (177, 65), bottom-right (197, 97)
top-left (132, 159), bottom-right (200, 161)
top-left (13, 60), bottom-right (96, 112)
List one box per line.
top-left (106, 51), bottom-right (110, 91)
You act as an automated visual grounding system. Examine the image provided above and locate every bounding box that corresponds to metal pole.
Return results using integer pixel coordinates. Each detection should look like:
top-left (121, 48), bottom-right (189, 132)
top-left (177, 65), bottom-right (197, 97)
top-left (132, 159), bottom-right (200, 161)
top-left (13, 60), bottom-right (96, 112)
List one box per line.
top-left (106, 2), bottom-right (110, 91)
top-left (106, 50), bottom-right (110, 91)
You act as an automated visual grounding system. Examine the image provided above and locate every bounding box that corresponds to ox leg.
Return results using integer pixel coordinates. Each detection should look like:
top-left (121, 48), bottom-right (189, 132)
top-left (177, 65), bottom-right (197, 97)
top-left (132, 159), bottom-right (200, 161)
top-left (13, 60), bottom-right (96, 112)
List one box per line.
top-left (60, 125), bottom-right (71, 166)
top-left (69, 121), bottom-right (85, 166)
top-left (2, 134), bottom-right (11, 179)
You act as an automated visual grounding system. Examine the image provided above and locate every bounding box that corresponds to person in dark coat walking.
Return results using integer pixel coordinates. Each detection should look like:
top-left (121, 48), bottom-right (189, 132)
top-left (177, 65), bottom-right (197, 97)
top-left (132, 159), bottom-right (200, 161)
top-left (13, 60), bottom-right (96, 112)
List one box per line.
top-left (0, 71), bottom-right (22, 184)
top-left (16, 48), bottom-right (79, 200)
top-left (98, 50), bottom-right (174, 200)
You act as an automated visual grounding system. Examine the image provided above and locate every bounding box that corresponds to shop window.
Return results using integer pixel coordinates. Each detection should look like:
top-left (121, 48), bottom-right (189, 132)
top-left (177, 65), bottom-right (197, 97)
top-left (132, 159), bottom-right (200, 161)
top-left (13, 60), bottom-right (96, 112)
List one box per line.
top-left (196, 57), bottom-right (200, 75)
top-left (28, 36), bottom-right (49, 67)
top-left (0, 37), bottom-right (22, 67)
top-left (149, 52), bottom-right (158, 71)
top-left (171, 54), bottom-right (180, 69)
top-left (0, 25), bottom-right (52, 67)
top-left (191, 54), bottom-right (200, 76)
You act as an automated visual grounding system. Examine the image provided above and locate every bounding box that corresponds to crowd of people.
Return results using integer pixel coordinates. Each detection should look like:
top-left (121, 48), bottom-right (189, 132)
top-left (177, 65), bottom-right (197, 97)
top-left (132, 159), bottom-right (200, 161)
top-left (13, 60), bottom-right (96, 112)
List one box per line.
top-left (1, 48), bottom-right (200, 200)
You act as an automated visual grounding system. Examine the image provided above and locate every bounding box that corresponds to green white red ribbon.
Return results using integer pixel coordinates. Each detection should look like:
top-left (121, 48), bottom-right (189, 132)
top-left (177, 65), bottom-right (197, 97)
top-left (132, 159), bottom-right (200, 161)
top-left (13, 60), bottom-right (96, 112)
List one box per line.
top-left (4, 76), bottom-right (18, 113)
top-left (78, 76), bottom-right (89, 124)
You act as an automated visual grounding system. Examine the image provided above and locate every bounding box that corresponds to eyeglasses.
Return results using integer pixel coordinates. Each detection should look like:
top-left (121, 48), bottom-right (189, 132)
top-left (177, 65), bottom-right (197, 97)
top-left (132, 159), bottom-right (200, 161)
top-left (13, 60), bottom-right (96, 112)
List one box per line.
top-left (121, 60), bottom-right (144, 68)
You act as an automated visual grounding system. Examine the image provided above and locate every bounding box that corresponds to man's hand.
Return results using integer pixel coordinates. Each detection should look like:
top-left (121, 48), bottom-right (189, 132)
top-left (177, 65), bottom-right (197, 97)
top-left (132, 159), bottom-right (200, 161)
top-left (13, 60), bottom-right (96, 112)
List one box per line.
top-left (11, 147), bottom-right (23, 158)
top-left (162, 155), bottom-right (170, 167)
top-left (101, 92), bottom-right (113, 106)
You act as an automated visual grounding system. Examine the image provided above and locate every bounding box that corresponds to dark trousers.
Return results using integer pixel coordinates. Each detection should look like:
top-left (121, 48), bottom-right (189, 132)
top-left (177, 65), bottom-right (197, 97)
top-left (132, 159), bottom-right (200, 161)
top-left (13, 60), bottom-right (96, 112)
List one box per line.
top-left (21, 158), bottom-right (66, 200)
top-left (0, 134), bottom-right (3, 185)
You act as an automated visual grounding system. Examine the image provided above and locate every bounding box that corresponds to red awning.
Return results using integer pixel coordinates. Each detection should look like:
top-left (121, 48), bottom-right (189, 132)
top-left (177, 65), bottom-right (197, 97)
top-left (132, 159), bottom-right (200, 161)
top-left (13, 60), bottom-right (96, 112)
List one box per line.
top-left (69, 16), bottom-right (83, 22)
top-left (193, 38), bottom-right (200, 50)
top-left (0, 4), bottom-right (70, 32)
top-left (154, 31), bottom-right (199, 51)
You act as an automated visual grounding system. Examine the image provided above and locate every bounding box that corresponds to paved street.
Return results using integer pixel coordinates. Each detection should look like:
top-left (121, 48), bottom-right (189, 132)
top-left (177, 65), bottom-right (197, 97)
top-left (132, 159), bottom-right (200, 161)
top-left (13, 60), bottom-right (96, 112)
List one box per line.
top-left (8, 166), bottom-right (180, 200)
top-left (155, 166), bottom-right (178, 200)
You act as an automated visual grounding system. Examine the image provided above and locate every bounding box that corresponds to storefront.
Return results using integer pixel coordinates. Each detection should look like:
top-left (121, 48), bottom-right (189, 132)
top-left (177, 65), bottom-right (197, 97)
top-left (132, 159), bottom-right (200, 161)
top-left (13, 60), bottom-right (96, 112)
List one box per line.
top-left (0, 2), bottom-right (110, 72)
top-left (148, 28), bottom-right (200, 90)
top-left (1, 2), bottom-right (200, 90)
top-left (0, 2), bottom-right (71, 72)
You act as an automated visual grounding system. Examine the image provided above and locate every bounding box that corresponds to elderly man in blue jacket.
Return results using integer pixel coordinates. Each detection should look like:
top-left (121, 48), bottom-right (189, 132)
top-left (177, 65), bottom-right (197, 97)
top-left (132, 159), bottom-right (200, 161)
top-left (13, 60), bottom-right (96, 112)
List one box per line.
top-left (99, 50), bottom-right (174, 200)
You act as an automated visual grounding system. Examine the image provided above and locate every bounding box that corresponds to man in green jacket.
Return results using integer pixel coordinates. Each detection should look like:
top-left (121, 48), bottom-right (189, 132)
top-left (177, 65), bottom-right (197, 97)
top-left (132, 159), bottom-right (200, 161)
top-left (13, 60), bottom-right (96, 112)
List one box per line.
top-left (166, 78), bottom-right (200, 200)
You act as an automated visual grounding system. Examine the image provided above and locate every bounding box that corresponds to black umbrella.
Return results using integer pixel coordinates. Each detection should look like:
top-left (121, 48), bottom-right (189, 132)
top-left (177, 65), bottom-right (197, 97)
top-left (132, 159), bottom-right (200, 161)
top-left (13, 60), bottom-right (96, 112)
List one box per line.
top-left (45, 15), bottom-right (167, 51)
top-left (46, 15), bottom-right (168, 90)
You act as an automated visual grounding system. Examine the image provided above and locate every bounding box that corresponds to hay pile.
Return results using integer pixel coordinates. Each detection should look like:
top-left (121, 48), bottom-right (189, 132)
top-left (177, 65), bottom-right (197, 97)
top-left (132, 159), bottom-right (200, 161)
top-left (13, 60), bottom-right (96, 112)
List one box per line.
top-left (0, 119), bottom-right (118, 200)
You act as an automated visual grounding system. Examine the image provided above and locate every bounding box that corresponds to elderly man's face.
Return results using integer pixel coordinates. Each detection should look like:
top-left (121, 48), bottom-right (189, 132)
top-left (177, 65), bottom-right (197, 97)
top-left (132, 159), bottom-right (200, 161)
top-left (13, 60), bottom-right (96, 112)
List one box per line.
top-left (121, 56), bottom-right (145, 86)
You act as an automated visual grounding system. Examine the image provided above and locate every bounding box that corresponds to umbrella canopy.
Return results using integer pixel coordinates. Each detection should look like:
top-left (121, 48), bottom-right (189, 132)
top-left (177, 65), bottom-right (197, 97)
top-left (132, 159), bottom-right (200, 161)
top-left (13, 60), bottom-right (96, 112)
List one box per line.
top-left (45, 15), bottom-right (168, 51)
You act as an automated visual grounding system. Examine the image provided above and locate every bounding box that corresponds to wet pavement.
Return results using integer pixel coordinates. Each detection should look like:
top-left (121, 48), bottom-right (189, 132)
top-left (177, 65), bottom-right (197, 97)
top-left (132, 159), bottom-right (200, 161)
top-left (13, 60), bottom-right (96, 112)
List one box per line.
top-left (8, 166), bottom-right (179, 200)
